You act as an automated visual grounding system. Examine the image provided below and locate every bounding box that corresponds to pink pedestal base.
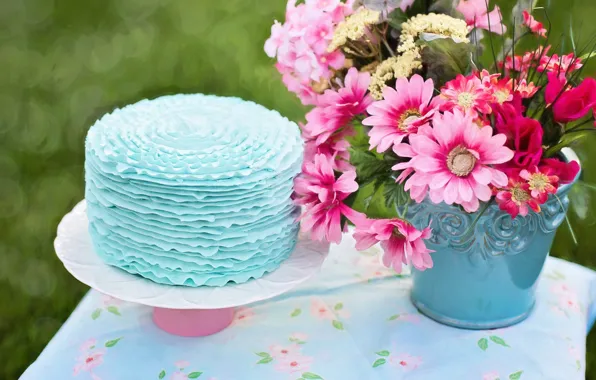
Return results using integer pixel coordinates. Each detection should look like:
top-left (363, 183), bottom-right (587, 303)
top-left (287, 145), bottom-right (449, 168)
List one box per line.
top-left (152, 307), bottom-right (235, 337)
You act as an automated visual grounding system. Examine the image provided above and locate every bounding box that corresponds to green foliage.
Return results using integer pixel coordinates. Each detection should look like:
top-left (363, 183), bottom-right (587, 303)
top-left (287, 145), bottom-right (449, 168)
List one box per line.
top-left (421, 38), bottom-right (475, 87)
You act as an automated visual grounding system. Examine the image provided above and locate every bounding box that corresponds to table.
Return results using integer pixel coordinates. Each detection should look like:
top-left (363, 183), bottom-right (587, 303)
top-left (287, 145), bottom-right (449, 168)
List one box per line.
top-left (22, 234), bottom-right (596, 380)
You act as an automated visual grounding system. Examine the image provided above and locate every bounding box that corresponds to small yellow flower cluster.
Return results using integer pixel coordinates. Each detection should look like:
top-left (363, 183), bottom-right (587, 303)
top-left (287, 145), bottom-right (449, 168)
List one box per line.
top-left (369, 50), bottom-right (423, 99)
top-left (327, 9), bottom-right (381, 52)
top-left (398, 13), bottom-right (469, 54)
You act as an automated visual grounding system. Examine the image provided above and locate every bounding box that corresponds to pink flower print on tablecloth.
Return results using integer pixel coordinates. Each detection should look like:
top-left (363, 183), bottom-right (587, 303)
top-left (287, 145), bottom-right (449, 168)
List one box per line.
top-left (170, 371), bottom-right (188, 380)
top-left (232, 307), bottom-right (255, 325)
top-left (389, 353), bottom-right (422, 371)
top-left (100, 294), bottom-right (122, 307)
top-left (91, 294), bottom-right (123, 319)
top-left (73, 338), bottom-right (106, 377)
top-left (550, 283), bottom-right (582, 316)
top-left (174, 360), bottom-right (190, 369)
top-left (482, 371), bottom-right (501, 380)
top-left (311, 299), bottom-right (350, 330)
top-left (311, 299), bottom-right (334, 320)
top-left (353, 254), bottom-right (397, 282)
top-left (269, 344), bottom-right (302, 360)
top-left (275, 354), bottom-right (314, 374)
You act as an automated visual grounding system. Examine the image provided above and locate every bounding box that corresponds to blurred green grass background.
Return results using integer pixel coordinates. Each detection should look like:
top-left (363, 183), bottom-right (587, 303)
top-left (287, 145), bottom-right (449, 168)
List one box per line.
top-left (0, 0), bottom-right (595, 378)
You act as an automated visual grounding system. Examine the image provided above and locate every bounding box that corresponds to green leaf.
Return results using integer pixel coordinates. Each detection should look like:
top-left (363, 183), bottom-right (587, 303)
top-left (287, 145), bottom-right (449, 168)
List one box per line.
top-left (386, 8), bottom-right (407, 31)
top-left (376, 350), bottom-right (390, 357)
top-left (477, 337), bottom-right (489, 351)
top-left (158, 370), bottom-right (166, 379)
top-left (383, 179), bottom-right (408, 210)
top-left (372, 358), bottom-right (387, 368)
top-left (348, 149), bottom-right (393, 184)
top-left (334, 303), bottom-right (343, 311)
top-left (332, 320), bottom-right (344, 330)
top-left (388, 314), bottom-right (400, 321)
top-left (421, 39), bottom-right (474, 87)
top-left (301, 373), bottom-right (323, 379)
top-left (509, 370), bottom-right (523, 380)
top-left (105, 337), bottom-right (122, 348)
top-left (257, 357), bottom-right (273, 364)
top-left (187, 372), bottom-right (202, 378)
top-left (489, 335), bottom-right (510, 347)
top-left (255, 352), bottom-right (271, 358)
top-left (106, 306), bottom-right (121, 316)
top-left (91, 308), bottom-right (102, 320)
top-left (290, 308), bottom-right (302, 317)
top-left (576, 359), bottom-right (581, 370)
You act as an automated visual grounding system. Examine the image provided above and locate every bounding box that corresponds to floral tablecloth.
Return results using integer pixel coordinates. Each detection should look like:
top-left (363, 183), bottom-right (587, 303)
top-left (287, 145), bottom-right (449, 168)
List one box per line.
top-left (22, 234), bottom-right (596, 380)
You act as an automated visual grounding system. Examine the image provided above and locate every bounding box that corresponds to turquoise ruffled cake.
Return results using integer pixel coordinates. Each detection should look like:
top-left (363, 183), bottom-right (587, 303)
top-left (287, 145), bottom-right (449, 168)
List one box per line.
top-left (84, 94), bottom-right (303, 287)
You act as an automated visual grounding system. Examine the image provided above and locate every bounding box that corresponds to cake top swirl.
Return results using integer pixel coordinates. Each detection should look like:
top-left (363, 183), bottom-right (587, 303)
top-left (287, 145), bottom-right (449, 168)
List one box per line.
top-left (86, 94), bottom-right (303, 183)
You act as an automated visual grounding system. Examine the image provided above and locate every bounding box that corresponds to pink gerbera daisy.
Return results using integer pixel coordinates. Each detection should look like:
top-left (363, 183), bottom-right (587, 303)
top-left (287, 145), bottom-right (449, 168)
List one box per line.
top-left (495, 175), bottom-right (541, 218)
top-left (353, 218), bottom-right (434, 273)
top-left (439, 74), bottom-right (493, 117)
top-left (294, 154), bottom-right (362, 243)
top-left (520, 166), bottom-right (559, 203)
top-left (363, 74), bottom-right (437, 153)
top-left (393, 110), bottom-right (514, 212)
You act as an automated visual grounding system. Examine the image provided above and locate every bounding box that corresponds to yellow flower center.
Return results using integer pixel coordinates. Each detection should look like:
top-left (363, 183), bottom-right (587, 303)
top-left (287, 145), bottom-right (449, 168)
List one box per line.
top-left (494, 90), bottom-right (510, 104)
top-left (512, 185), bottom-right (531, 204)
top-left (397, 108), bottom-right (422, 131)
top-left (446, 145), bottom-right (476, 177)
top-left (457, 92), bottom-right (475, 109)
top-left (528, 173), bottom-right (550, 192)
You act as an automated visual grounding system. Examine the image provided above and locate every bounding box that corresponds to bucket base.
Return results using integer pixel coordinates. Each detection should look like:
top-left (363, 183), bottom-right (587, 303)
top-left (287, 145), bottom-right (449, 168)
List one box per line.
top-left (152, 307), bottom-right (235, 337)
top-left (411, 295), bottom-right (534, 330)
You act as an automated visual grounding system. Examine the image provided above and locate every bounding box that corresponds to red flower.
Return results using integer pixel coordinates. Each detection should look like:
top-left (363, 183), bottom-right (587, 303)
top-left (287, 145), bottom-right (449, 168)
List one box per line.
top-left (551, 77), bottom-right (596, 123)
top-left (519, 166), bottom-right (559, 203)
top-left (493, 102), bottom-right (543, 170)
top-left (539, 158), bottom-right (580, 184)
top-left (495, 175), bottom-right (541, 219)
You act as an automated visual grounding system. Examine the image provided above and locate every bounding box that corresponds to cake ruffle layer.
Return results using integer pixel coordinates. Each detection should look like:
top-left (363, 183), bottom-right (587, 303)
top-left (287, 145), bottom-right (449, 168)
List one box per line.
top-left (84, 94), bottom-right (303, 287)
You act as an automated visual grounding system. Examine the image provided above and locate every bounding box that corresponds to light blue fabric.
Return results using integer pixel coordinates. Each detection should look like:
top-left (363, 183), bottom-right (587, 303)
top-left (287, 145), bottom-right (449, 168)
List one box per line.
top-left (84, 94), bottom-right (303, 287)
top-left (22, 235), bottom-right (596, 380)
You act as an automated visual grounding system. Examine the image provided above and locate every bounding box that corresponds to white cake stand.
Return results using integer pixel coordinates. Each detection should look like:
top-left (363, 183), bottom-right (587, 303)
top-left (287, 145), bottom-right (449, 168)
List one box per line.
top-left (54, 201), bottom-right (329, 337)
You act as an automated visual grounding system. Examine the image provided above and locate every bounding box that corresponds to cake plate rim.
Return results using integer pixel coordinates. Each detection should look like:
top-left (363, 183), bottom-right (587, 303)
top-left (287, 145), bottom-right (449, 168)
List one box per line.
top-left (54, 200), bottom-right (329, 310)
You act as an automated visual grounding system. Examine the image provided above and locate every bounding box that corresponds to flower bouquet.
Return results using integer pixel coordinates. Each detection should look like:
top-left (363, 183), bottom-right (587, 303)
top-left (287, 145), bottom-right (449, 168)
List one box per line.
top-left (265, 0), bottom-right (593, 328)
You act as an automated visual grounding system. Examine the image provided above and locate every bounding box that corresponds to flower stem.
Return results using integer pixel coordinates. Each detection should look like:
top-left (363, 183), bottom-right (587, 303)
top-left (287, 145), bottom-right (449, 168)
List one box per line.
top-left (461, 200), bottom-right (492, 239)
top-left (382, 38), bottom-right (395, 57)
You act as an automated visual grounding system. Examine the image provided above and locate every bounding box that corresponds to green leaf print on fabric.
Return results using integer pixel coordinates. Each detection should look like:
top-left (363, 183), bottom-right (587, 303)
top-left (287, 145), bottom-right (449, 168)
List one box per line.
top-left (302, 372), bottom-right (323, 379)
top-left (489, 335), bottom-right (510, 347)
top-left (91, 308), bottom-right (102, 320)
top-left (256, 352), bottom-right (270, 357)
top-left (257, 357), bottom-right (273, 364)
top-left (105, 337), bottom-right (122, 348)
top-left (332, 320), bottom-right (344, 330)
top-left (187, 372), bottom-right (202, 378)
top-left (291, 308), bottom-right (302, 317)
top-left (372, 358), bottom-right (387, 368)
top-left (478, 338), bottom-right (489, 351)
top-left (106, 306), bottom-right (121, 316)
top-left (388, 314), bottom-right (400, 321)
top-left (158, 370), bottom-right (166, 379)
top-left (375, 350), bottom-right (390, 357)
top-left (334, 303), bottom-right (343, 310)
top-left (509, 370), bottom-right (523, 379)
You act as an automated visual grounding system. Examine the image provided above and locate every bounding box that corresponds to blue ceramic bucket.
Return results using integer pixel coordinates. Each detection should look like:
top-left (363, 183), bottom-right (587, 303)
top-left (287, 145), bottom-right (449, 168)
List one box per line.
top-left (407, 149), bottom-right (580, 329)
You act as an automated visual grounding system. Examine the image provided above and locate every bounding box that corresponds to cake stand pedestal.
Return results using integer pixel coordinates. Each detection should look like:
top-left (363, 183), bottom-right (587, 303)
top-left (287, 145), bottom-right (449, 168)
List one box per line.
top-left (54, 201), bottom-right (329, 337)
